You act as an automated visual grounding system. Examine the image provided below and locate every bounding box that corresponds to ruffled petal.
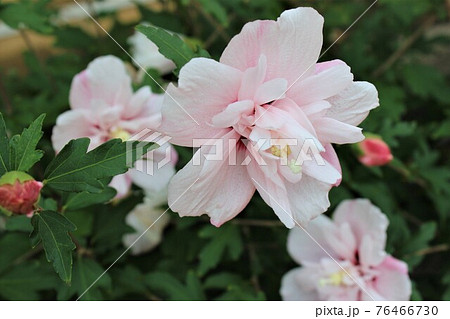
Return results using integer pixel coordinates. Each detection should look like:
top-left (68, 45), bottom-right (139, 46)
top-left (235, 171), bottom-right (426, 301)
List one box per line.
top-left (333, 199), bottom-right (388, 267)
top-left (286, 175), bottom-right (332, 226)
top-left (167, 131), bottom-right (255, 226)
top-left (280, 268), bottom-right (319, 301)
top-left (288, 59), bottom-right (353, 106)
top-left (287, 216), bottom-right (339, 265)
top-left (70, 55), bottom-right (133, 109)
top-left (51, 110), bottom-right (99, 152)
top-left (220, 7), bottom-right (323, 83)
top-left (159, 58), bottom-right (242, 146)
top-left (370, 256), bottom-right (412, 301)
top-left (326, 81), bottom-right (379, 126)
top-left (313, 117), bottom-right (364, 144)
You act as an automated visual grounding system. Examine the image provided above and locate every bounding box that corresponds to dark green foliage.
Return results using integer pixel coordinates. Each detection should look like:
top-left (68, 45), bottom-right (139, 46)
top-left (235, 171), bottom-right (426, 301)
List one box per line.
top-left (136, 24), bottom-right (210, 76)
top-left (44, 138), bottom-right (155, 193)
top-left (31, 211), bottom-right (77, 283)
top-left (0, 0), bottom-right (449, 301)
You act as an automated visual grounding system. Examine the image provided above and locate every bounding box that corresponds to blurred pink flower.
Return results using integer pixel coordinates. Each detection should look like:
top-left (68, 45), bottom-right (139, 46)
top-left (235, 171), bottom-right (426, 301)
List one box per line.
top-left (159, 8), bottom-right (378, 227)
top-left (52, 55), bottom-right (177, 198)
top-left (280, 199), bottom-right (411, 301)
top-left (358, 135), bottom-right (393, 166)
top-left (0, 171), bottom-right (42, 216)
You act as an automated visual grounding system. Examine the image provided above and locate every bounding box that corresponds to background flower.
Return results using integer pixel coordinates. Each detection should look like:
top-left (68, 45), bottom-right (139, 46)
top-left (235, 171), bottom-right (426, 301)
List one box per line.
top-left (122, 190), bottom-right (171, 255)
top-left (357, 134), bottom-right (393, 166)
top-left (51, 55), bottom-right (177, 198)
top-left (280, 199), bottom-right (411, 301)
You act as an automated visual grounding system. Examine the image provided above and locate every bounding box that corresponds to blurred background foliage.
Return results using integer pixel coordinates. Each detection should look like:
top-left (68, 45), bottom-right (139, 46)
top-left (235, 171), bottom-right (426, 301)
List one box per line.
top-left (0, 0), bottom-right (449, 300)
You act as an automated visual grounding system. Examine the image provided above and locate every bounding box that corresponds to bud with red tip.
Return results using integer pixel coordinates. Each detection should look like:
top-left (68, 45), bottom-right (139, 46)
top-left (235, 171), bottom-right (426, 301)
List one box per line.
top-left (0, 171), bottom-right (43, 216)
top-left (356, 134), bottom-right (393, 167)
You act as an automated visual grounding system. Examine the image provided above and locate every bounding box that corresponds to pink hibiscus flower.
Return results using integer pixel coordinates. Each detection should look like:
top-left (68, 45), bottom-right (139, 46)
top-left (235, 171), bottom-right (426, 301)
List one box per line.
top-left (159, 8), bottom-right (378, 227)
top-left (280, 199), bottom-right (411, 301)
top-left (52, 55), bottom-right (177, 198)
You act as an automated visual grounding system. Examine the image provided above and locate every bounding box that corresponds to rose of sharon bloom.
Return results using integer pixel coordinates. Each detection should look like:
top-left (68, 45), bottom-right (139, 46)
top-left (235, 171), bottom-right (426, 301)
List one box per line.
top-left (357, 135), bottom-right (393, 166)
top-left (0, 171), bottom-right (43, 216)
top-left (280, 199), bottom-right (411, 301)
top-left (128, 30), bottom-right (176, 75)
top-left (52, 55), bottom-right (177, 198)
top-left (122, 189), bottom-right (171, 255)
top-left (159, 8), bottom-right (378, 227)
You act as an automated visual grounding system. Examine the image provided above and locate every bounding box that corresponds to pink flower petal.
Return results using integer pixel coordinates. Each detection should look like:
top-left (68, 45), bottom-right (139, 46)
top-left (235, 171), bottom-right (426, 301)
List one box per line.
top-left (280, 268), bottom-right (319, 301)
top-left (70, 55), bottom-right (133, 109)
top-left (285, 175), bottom-right (332, 226)
top-left (254, 78), bottom-right (288, 105)
top-left (288, 60), bottom-right (353, 106)
top-left (326, 81), bottom-right (379, 126)
top-left (333, 199), bottom-right (388, 267)
top-left (287, 216), bottom-right (339, 265)
top-left (159, 58), bottom-right (242, 146)
top-left (314, 117), bottom-right (364, 144)
top-left (51, 110), bottom-right (99, 152)
top-left (371, 256), bottom-right (412, 300)
top-left (212, 100), bottom-right (254, 128)
top-left (167, 131), bottom-right (255, 226)
top-left (220, 7), bottom-right (323, 83)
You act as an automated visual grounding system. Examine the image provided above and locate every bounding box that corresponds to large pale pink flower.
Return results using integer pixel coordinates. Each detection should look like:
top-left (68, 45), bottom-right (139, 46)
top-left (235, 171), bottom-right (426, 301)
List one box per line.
top-left (159, 8), bottom-right (378, 227)
top-left (52, 55), bottom-right (177, 198)
top-left (280, 199), bottom-right (411, 301)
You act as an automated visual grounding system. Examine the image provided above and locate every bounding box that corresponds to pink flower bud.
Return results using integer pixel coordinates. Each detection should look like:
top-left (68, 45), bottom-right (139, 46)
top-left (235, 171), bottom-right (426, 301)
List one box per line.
top-left (0, 171), bottom-right (43, 216)
top-left (358, 136), bottom-right (393, 166)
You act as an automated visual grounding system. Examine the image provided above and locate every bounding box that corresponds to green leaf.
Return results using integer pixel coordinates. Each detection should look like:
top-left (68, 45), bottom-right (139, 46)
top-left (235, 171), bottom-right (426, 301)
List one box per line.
top-left (197, 0), bottom-right (229, 26)
top-left (402, 64), bottom-right (450, 104)
top-left (31, 211), bottom-right (76, 283)
top-left (91, 194), bottom-right (140, 253)
top-left (9, 114), bottom-right (45, 172)
top-left (43, 138), bottom-right (156, 193)
top-left (5, 215), bottom-right (33, 232)
top-left (0, 233), bottom-right (32, 273)
top-left (204, 272), bottom-right (242, 289)
top-left (443, 271), bottom-right (450, 301)
top-left (57, 256), bottom-right (111, 301)
top-left (145, 271), bottom-right (205, 300)
top-left (136, 24), bottom-right (209, 76)
top-left (63, 187), bottom-right (117, 212)
top-left (0, 1), bottom-right (53, 34)
top-left (401, 222), bottom-right (437, 268)
top-left (110, 265), bottom-right (148, 298)
top-left (0, 261), bottom-right (58, 300)
top-left (205, 273), bottom-right (266, 301)
top-left (0, 113), bottom-right (10, 175)
top-left (197, 223), bottom-right (243, 275)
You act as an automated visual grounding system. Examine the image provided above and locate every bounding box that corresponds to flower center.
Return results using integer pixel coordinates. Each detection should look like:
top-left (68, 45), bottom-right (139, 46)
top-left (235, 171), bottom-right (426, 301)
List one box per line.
top-left (319, 271), bottom-right (347, 287)
top-left (110, 128), bottom-right (130, 141)
top-left (270, 145), bottom-right (291, 158)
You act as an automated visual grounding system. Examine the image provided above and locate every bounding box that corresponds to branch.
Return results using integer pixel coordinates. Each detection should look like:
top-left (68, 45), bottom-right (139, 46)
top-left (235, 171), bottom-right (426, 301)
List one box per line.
top-left (406, 244), bottom-right (449, 258)
top-left (372, 14), bottom-right (436, 78)
top-left (232, 219), bottom-right (284, 227)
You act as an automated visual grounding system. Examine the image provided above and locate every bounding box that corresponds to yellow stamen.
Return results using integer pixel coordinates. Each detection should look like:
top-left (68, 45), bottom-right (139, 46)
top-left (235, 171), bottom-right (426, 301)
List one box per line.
top-left (270, 145), bottom-right (291, 158)
top-left (319, 271), bottom-right (346, 287)
top-left (110, 128), bottom-right (131, 141)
